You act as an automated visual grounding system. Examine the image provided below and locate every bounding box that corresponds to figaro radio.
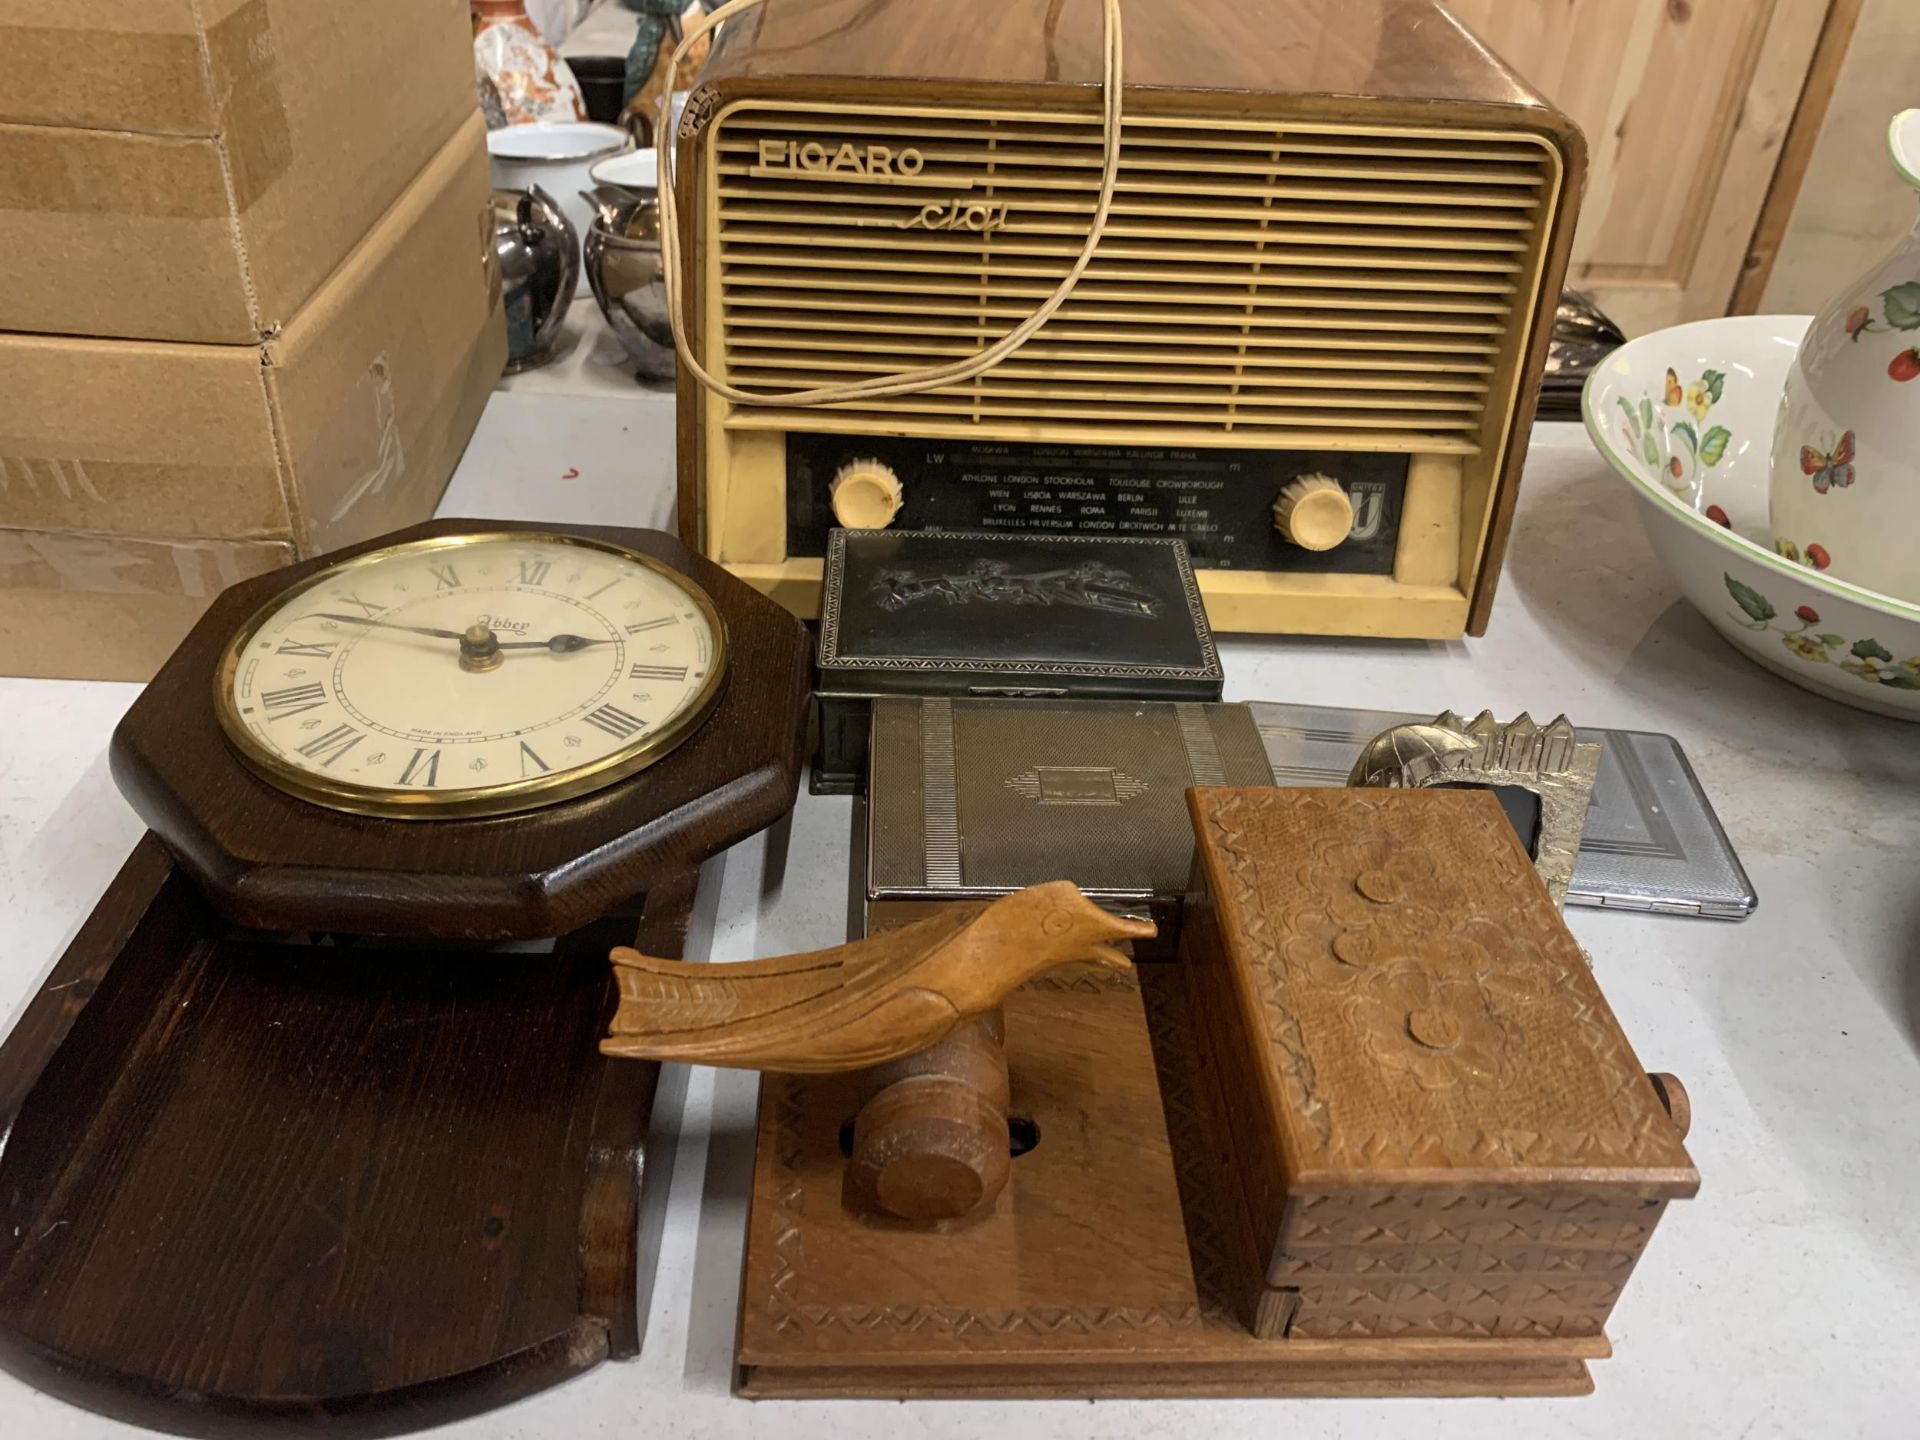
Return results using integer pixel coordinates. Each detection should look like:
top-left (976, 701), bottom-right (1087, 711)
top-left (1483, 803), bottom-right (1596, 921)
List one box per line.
top-left (672, 0), bottom-right (1585, 639)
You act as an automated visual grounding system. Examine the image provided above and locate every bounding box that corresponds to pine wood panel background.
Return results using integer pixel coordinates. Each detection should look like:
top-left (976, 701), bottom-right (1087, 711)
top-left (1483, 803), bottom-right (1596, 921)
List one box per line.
top-left (1446, 0), bottom-right (1836, 333)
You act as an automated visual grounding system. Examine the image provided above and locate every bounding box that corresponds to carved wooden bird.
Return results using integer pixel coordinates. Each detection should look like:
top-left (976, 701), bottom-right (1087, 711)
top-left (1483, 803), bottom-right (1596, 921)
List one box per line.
top-left (600, 881), bottom-right (1153, 1073)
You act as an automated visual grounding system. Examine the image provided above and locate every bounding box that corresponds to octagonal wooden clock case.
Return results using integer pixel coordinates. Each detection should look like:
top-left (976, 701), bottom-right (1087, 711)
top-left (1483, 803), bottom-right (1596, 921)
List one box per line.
top-left (0, 519), bottom-right (811, 1436)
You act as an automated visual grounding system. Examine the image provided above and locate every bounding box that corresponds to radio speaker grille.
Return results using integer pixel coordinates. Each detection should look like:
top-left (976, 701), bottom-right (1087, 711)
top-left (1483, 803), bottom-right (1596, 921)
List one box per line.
top-left (709, 103), bottom-right (1560, 452)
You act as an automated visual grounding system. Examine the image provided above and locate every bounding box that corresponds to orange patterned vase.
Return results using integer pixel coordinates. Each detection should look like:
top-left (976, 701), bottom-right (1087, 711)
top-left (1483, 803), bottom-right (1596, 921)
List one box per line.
top-left (473, 0), bottom-right (587, 125)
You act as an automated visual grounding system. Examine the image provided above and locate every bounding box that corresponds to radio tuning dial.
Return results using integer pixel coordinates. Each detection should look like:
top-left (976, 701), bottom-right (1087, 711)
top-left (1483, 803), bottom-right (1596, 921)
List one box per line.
top-left (1272, 474), bottom-right (1354, 552)
top-left (829, 459), bottom-right (905, 530)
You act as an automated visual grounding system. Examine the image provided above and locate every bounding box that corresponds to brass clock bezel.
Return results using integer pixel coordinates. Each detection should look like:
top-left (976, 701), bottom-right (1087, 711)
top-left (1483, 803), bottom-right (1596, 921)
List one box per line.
top-left (213, 530), bottom-right (730, 820)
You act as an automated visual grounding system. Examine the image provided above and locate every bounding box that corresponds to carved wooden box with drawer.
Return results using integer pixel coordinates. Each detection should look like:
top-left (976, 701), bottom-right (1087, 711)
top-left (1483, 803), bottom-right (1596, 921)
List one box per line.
top-left (725, 785), bottom-right (1692, 1399)
top-left (1179, 787), bottom-right (1698, 1347)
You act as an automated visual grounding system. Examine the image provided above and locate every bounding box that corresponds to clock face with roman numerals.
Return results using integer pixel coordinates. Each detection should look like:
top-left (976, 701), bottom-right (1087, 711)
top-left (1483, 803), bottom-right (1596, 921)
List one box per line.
top-left (214, 532), bottom-right (727, 818)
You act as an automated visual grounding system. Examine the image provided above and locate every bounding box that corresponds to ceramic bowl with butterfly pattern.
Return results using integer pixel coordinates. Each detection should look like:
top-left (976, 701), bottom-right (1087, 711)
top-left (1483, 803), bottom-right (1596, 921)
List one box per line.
top-left (1584, 313), bottom-right (1920, 722)
top-left (1769, 111), bottom-right (1920, 604)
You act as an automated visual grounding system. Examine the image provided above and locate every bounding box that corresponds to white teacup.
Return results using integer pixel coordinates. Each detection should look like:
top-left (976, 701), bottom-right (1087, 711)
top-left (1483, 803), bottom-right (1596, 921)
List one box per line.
top-left (1770, 112), bottom-right (1920, 602)
top-left (588, 148), bottom-right (658, 199)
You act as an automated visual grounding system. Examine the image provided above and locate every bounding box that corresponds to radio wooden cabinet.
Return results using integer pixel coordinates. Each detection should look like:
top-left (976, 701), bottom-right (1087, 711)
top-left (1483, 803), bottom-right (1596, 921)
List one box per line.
top-left (674, 0), bottom-right (1585, 640)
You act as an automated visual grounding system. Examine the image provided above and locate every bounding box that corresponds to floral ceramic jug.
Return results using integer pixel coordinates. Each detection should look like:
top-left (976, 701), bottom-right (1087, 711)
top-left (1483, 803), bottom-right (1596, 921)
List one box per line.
top-left (1770, 112), bottom-right (1920, 603)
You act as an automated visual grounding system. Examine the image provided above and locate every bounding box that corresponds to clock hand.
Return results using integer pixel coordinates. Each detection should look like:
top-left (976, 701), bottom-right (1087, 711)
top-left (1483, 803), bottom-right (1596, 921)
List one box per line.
top-left (306, 616), bottom-right (610, 656)
top-left (491, 634), bottom-right (614, 652)
top-left (305, 612), bottom-right (468, 642)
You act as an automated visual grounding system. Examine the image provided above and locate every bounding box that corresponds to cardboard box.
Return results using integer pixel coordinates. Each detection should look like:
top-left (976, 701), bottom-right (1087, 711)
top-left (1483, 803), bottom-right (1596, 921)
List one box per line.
top-left (0, 111), bottom-right (507, 681)
top-left (0, 531), bottom-right (296, 682)
top-left (0, 0), bottom-right (477, 343)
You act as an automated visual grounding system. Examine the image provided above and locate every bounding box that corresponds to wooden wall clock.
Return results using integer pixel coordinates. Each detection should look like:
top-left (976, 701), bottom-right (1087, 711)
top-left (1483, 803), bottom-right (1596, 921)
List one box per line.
top-left (0, 519), bottom-right (811, 1436)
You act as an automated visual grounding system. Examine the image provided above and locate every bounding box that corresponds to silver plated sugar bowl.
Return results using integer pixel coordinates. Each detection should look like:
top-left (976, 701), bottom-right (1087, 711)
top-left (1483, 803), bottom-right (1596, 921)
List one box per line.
top-left (582, 188), bottom-right (675, 382)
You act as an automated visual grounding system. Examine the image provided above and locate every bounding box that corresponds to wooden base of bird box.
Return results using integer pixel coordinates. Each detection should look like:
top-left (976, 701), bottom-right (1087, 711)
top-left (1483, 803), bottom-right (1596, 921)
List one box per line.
top-left (735, 963), bottom-right (1604, 1400)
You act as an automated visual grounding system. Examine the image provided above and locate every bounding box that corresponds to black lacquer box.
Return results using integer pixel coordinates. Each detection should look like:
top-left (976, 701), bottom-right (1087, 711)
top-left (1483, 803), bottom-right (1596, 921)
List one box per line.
top-left (812, 530), bottom-right (1224, 793)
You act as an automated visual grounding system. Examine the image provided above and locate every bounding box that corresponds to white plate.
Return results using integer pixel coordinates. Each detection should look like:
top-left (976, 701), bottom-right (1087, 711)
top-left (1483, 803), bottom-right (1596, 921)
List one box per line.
top-left (1582, 314), bottom-right (1920, 720)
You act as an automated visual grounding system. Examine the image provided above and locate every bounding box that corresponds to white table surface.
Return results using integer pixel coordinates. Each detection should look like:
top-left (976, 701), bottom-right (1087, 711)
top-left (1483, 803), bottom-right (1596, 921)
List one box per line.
top-left (2, 411), bottom-right (1917, 1440)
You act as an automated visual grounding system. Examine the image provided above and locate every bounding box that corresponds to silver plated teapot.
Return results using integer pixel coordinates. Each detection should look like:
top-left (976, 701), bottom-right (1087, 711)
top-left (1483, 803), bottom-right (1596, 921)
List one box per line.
top-left (491, 185), bottom-right (579, 374)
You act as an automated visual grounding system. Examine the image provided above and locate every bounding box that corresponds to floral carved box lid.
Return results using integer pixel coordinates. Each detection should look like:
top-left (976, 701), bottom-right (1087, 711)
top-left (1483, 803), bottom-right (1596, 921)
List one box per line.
top-left (1183, 785), bottom-right (1696, 1189)
top-left (1182, 787), bottom-right (1697, 1342)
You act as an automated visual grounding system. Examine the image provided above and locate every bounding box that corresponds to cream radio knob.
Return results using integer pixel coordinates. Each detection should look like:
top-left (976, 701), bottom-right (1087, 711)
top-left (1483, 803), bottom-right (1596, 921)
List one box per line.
top-left (1272, 474), bottom-right (1354, 552)
top-left (829, 459), bottom-right (905, 530)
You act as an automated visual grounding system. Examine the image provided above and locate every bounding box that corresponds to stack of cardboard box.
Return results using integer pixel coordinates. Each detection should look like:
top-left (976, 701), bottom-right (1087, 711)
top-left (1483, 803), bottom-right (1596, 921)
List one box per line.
top-left (0, 0), bottom-right (508, 679)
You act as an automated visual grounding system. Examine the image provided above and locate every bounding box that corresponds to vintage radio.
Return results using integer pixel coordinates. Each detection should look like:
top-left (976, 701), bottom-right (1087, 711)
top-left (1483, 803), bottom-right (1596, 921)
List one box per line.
top-left (671, 0), bottom-right (1585, 638)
